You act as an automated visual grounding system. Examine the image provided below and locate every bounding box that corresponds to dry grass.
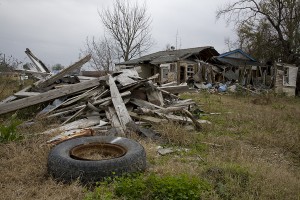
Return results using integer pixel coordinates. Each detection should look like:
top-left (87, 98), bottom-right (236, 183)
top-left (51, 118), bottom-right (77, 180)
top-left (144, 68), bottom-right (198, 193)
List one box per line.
top-left (0, 134), bottom-right (85, 200)
top-left (0, 77), bottom-right (34, 101)
top-left (1, 80), bottom-right (300, 199)
top-left (153, 121), bottom-right (197, 146)
top-left (178, 92), bottom-right (300, 199)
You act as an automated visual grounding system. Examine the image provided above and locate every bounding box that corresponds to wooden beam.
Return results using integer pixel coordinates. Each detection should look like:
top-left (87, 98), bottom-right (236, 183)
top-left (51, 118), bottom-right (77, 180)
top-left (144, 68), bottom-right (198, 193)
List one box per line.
top-left (25, 48), bottom-right (50, 73)
top-left (14, 91), bottom-right (41, 98)
top-left (93, 91), bottom-right (131, 105)
top-left (129, 111), bottom-right (167, 124)
top-left (36, 54), bottom-right (91, 88)
top-left (0, 78), bottom-right (101, 115)
top-left (146, 81), bottom-right (164, 106)
top-left (130, 98), bottom-right (164, 110)
top-left (105, 106), bottom-right (125, 135)
top-left (158, 85), bottom-right (195, 94)
top-left (108, 75), bottom-right (133, 130)
top-left (61, 105), bottom-right (86, 125)
top-left (40, 117), bottom-right (101, 135)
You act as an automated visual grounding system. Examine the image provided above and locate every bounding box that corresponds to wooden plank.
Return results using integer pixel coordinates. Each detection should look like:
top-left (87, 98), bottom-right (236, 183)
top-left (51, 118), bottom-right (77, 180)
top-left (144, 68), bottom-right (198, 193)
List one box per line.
top-left (61, 105), bottom-right (86, 125)
top-left (47, 128), bottom-right (94, 145)
top-left (0, 95), bottom-right (18, 105)
top-left (47, 105), bottom-right (85, 118)
top-left (130, 98), bottom-right (164, 110)
top-left (93, 91), bottom-right (131, 105)
top-left (115, 75), bottom-right (137, 86)
top-left (154, 106), bottom-right (185, 114)
top-left (146, 81), bottom-right (164, 106)
top-left (146, 89), bottom-right (164, 106)
top-left (40, 117), bottom-right (101, 135)
top-left (108, 75), bottom-right (133, 129)
top-left (0, 78), bottom-right (101, 115)
top-left (158, 85), bottom-right (195, 94)
top-left (36, 54), bottom-right (91, 88)
top-left (14, 91), bottom-right (41, 97)
top-left (60, 86), bottom-right (98, 106)
top-left (25, 48), bottom-right (50, 73)
top-left (181, 109), bottom-right (202, 130)
top-left (129, 111), bottom-right (167, 124)
top-left (77, 75), bottom-right (97, 80)
top-left (114, 69), bottom-right (141, 86)
top-left (105, 106), bottom-right (125, 135)
top-left (41, 88), bottom-right (99, 116)
top-left (137, 108), bottom-right (202, 130)
top-left (158, 88), bottom-right (179, 99)
top-left (170, 99), bottom-right (196, 107)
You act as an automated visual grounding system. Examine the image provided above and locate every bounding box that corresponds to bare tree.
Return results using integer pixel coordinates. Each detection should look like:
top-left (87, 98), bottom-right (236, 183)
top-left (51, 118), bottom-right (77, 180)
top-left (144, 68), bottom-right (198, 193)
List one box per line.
top-left (0, 53), bottom-right (22, 72)
top-left (217, 0), bottom-right (300, 63)
top-left (99, 0), bottom-right (153, 61)
top-left (83, 36), bottom-right (117, 72)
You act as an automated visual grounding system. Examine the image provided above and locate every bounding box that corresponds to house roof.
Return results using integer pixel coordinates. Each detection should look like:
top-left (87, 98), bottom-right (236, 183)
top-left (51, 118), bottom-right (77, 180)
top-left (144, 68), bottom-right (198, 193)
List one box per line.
top-left (117, 46), bottom-right (219, 65)
top-left (218, 49), bottom-right (256, 61)
top-left (214, 49), bottom-right (259, 66)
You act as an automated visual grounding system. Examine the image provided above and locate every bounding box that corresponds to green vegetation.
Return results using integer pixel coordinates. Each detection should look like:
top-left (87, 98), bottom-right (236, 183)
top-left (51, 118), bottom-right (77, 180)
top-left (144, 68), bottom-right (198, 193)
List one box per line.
top-left (0, 115), bottom-right (22, 143)
top-left (85, 173), bottom-right (211, 200)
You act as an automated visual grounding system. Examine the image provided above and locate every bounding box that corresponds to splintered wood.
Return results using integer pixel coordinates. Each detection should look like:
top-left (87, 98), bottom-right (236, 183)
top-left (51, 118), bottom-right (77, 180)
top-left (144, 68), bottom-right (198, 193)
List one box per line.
top-left (0, 62), bottom-right (204, 143)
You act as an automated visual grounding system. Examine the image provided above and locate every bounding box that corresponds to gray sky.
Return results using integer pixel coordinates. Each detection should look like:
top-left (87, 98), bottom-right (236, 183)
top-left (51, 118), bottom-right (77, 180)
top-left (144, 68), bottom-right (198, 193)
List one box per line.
top-left (0, 0), bottom-right (236, 68)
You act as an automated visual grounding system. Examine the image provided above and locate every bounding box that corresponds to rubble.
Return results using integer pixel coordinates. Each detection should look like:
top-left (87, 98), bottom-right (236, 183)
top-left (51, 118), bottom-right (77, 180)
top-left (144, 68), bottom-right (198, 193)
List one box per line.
top-left (0, 52), bottom-right (205, 141)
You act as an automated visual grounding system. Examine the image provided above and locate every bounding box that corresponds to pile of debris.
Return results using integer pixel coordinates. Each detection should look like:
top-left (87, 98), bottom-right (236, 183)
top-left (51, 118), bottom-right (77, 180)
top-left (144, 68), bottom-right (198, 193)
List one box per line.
top-left (0, 54), bottom-right (204, 144)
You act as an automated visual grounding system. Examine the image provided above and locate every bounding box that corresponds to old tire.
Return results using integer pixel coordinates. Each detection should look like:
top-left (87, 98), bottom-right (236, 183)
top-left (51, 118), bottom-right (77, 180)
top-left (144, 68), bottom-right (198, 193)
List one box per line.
top-left (47, 136), bottom-right (146, 183)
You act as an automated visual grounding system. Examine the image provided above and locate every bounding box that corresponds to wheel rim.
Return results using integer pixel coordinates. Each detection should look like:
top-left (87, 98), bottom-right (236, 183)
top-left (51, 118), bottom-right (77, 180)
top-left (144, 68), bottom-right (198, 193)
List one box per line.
top-left (70, 142), bottom-right (127, 161)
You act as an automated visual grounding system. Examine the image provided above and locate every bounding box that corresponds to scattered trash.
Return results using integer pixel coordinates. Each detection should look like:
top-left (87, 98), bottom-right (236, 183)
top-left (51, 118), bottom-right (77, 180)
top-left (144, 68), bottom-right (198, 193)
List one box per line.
top-left (157, 147), bottom-right (176, 155)
top-left (157, 146), bottom-right (190, 156)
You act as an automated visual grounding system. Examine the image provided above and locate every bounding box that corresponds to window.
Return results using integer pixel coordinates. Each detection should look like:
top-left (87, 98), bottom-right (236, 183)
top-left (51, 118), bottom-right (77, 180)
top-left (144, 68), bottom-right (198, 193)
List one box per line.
top-left (162, 68), bottom-right (168, 79)
top-left (187, 65), bottom-right (194, 77)
top-left (170, 64), bottom-right (176, 72)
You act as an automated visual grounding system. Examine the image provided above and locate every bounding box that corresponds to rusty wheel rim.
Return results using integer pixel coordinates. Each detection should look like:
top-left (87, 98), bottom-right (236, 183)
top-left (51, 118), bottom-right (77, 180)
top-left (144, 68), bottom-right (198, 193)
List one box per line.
top-left (70, 143), bottom-right (127, 161)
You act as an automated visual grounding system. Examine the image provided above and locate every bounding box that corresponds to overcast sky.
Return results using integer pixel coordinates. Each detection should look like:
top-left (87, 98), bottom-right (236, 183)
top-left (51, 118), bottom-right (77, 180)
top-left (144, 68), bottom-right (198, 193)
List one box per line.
top-left (0, 0), bottom-right (236, 68)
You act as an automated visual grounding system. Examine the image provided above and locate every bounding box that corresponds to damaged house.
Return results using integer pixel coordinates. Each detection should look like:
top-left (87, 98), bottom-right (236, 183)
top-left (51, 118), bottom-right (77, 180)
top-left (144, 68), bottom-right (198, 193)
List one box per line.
top-left (274, 63), bottom-right (299, 96)
top-left (116, 46), bottom-right (219, 84)
top-left (116, 47), bottom-right (262, 86)
top-left (213, 49), bottom-right (261, 85)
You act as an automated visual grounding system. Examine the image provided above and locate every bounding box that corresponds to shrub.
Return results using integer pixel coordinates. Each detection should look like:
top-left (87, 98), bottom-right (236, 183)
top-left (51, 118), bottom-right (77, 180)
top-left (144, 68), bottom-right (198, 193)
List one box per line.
top-left (0, 114), bottom-right (23, 143)
top-left (86, 173), bottom-right (211, 200)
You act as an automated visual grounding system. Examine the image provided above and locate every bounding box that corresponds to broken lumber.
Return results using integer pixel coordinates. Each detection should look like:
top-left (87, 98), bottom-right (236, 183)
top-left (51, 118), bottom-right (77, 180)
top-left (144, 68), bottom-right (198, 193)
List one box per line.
top-left (158, 85), bottom-right (194, 94)
top-left (36, 54), bottom-right (91, 88)
top-left (40, 117), bottom-right (103, 135)
top-left (0, 78), bottom-right (101, 115)
top-left (25, 48), bottom-right (50, 73)
top-left (108, 75), bottom-right (133, 130)
top-left (129, 111), bottom-right (168, 124)
top-left (105, 106), bottom-right (125, 135)
top-left (130, 98), bottom-right (164, 110)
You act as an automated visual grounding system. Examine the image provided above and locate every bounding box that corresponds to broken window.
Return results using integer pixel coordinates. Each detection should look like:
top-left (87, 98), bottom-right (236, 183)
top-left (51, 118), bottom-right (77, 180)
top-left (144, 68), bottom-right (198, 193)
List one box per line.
top-left (170, 63), bottom-right (176, 72)
top-left (162, 68), bottom-right (168, 79)
top-left (187, 65), bottom-right (194, 77)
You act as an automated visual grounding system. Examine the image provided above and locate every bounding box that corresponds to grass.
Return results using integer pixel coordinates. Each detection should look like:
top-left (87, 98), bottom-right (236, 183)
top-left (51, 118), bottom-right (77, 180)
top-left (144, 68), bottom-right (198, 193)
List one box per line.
top-left (0, 80), bottom-right (300, 199)
top-left (0, 76), bottom-right (34, 100)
